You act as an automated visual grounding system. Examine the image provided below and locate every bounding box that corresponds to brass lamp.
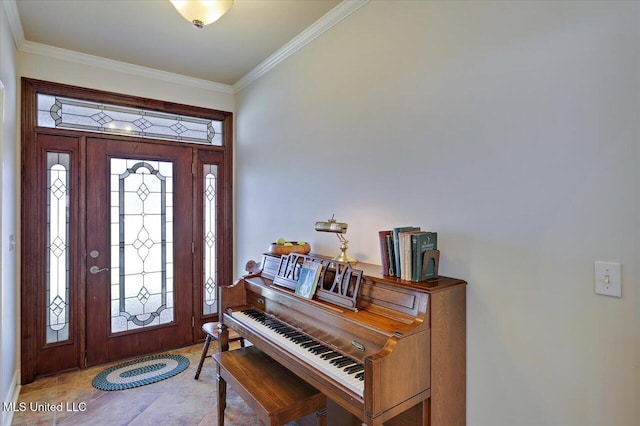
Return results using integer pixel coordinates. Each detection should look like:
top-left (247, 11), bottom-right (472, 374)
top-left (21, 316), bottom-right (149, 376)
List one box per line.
top-left (314, 215), bottom-right (357, 265)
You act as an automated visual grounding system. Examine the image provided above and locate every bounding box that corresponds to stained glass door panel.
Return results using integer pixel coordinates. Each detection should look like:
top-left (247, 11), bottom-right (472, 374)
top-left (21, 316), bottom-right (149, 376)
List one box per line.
top-left (110, 158), bottom-right (174, 333)
top-left (203, 164), bottom-right (218, 316)
top-left (46, 153), bottom-right (71, 343)
top-left (86, 138), bottom-right (193, 366)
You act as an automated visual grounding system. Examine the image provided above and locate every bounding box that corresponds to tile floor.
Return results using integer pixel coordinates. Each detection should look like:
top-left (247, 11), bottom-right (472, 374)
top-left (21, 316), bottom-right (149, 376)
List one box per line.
top-left (9, 342), bottom-right (305, 426)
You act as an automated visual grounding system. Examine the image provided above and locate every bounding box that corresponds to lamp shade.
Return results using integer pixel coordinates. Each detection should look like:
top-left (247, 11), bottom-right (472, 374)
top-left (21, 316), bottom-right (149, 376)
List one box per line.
top-left (170, 0), bottom-right (234, 28)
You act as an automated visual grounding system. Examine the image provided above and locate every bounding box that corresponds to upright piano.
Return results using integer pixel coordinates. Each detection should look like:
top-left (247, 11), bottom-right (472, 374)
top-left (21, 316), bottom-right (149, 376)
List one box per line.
top-left (218, 253), bottom-right (466, 426)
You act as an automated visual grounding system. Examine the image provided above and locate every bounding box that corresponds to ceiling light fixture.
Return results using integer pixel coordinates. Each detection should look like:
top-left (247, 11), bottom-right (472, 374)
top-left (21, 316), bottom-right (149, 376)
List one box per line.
top-left (170, 0), bottom-right (234, 29)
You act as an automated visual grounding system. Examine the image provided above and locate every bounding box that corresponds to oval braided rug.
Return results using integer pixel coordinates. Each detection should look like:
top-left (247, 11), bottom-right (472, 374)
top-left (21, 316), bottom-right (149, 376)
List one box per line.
top-left (92, 354), bottom-right (190, 391)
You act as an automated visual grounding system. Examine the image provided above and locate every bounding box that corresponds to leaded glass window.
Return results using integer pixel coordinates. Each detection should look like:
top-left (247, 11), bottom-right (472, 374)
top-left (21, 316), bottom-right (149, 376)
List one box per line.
top-left (37, 94), bottom-right (223, 146)
top-left (46, 153), bottom-right (70, 343)
top-left (110, 158), bottom-right (174, 333)
top-left (203, 165), bottom-right (218, 315)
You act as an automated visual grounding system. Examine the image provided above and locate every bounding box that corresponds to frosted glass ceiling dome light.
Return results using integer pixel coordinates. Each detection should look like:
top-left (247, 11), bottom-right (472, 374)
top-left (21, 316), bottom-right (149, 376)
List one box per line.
top-left (170, 0), bottom-right (234, 29)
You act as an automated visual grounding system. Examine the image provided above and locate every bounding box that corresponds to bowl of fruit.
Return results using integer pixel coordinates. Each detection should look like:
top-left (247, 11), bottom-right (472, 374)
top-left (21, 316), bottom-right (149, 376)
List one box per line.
top-left (269, 238), bottom-right (311, 255)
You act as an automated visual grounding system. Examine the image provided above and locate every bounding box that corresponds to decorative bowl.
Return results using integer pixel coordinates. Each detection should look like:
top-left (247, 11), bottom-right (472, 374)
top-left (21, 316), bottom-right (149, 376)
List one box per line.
top-left (268, 242), bottom-right (311, 255)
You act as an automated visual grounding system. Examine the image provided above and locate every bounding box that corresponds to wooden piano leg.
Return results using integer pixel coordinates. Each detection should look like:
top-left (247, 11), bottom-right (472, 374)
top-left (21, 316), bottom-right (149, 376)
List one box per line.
top-left (216, 369), bottom-right (227, 426)
top-left (315, 408), bottom-right (327, 426)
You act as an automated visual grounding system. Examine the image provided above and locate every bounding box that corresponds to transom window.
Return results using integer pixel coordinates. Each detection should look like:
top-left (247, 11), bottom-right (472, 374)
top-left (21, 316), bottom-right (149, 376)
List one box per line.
top-left (37, 94), bottom-right (223, 145)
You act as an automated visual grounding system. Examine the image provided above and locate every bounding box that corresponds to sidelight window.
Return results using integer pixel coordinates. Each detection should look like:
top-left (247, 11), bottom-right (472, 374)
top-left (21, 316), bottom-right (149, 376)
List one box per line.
top-left (46, 153), bottom-right (70, 344)
top-left (203, 164), bottom-right (218, 315)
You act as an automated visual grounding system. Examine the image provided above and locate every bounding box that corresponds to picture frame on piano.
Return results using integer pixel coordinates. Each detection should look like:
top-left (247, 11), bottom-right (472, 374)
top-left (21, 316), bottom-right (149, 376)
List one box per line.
top-left (295, 261), bottom-right (322, 299)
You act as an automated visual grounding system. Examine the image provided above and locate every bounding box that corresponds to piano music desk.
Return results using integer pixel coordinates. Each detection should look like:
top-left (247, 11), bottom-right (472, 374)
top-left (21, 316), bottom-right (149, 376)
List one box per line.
top-left (213, 346), bottom-right (327, 426)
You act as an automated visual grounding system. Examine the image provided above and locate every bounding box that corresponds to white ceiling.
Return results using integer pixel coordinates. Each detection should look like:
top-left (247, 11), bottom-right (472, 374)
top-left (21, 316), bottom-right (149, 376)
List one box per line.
top-left (10, 0), bottom-right (349, 88)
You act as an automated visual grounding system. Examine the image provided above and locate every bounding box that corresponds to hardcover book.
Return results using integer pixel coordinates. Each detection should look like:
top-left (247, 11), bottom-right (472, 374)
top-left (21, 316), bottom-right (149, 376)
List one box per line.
top-left (399, 231), bottom-right (412, 281)
top-left (378, 230), bottom-right (392, 276)
top-left (295, 261), bottom-right (323, 299)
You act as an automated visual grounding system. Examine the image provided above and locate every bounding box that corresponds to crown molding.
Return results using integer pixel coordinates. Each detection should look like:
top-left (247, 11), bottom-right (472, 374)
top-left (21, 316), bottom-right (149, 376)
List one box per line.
top-left (19, 41), bottom-right (234, 94)
top-left (233, 0), bottom-right (369, 93)
top-left (6, 0), bottom-right (368, 95)
top-left (3, 0), bottom-right (26, 49)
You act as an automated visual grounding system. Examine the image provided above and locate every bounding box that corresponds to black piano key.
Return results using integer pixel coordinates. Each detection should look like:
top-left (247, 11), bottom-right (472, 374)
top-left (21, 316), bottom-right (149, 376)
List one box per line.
top-left (310, 346), bottom-right (331, 355)
top-left (286, 334), bottom-right (303, 341)
top-left (330, 356), bottom-right (350, 366)
top-left (355, 372), bottom-right (364, 381)
top-left (345, 364), bottom-right (364, 374)
top-left (335, 359), bottom-right (356, 368)
top-left (321, 352), bottom-right (341, 360)
top-left (305, 344), bottom-right (323, 352)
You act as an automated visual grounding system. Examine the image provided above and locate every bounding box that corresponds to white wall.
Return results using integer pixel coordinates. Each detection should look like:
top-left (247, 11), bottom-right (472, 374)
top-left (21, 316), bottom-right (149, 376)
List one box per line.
top-left (235, 1), bottom-right (639, 425)
top-left (0, 1), bottom-right (19, 424)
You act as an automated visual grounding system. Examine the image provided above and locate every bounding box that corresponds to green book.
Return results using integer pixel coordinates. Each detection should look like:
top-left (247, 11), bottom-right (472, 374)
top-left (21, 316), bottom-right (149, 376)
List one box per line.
top-left (411, 232), bottom-right (437, 281)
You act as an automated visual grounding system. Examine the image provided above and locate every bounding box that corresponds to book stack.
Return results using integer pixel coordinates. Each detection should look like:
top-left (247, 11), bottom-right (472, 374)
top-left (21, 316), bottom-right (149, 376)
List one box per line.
top-left (378, 227), bottom-right (437, 281)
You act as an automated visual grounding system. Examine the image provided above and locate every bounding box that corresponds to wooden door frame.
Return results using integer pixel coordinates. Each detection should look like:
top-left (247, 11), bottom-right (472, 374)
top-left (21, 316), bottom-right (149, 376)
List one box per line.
top-left (21, 78), bottom-right (233, 383)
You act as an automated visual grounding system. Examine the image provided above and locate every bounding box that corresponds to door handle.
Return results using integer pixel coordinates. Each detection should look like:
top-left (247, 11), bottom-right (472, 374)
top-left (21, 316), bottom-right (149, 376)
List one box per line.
top-left (89, 266), bottom-right (109, 275)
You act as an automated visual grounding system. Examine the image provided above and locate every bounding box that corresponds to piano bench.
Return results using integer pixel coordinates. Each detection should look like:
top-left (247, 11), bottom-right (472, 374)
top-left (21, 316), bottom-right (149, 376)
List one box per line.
top-left (213, 346), bottom-right (327, 426)
top-left (194, 322), bottom-right (245, 380)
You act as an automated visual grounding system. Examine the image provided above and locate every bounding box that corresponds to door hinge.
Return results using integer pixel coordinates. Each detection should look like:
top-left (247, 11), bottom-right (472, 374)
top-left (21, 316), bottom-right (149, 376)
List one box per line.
top-left (192, 242), bottom-right (195, 254)
top-left (192, 316), bottom-right (195, 328)
top-left (192, 163), bottom-right (195, 175)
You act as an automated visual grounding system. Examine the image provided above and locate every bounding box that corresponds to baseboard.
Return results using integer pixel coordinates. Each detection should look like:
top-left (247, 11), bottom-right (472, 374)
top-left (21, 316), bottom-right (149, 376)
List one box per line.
top-left (2, 369), bottom-right (20, 426)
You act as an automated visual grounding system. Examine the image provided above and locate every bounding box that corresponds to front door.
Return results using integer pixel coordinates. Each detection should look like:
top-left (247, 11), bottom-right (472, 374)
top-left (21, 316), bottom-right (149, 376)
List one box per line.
top-left (85, 137), bottom-right (193, 366)
top-left (21, 79), bottom-right (233, 383)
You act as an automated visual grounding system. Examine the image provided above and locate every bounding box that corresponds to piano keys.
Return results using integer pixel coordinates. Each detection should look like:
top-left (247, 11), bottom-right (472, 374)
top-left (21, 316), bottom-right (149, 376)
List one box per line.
top-left (234, 308), bottom-right (365, 397)
top-left (218, 253), bottom-right (466, 426)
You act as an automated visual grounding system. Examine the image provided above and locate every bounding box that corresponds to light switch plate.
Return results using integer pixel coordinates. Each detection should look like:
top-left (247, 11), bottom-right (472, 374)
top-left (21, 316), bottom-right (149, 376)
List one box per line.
top-left (594, 261), bottom-right (621, 297)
